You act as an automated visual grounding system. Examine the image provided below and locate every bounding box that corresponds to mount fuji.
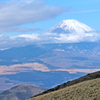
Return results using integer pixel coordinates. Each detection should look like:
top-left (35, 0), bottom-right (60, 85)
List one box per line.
top-left (46, 19), bottom-right (95, 34)
top-left (44, 19), bottom-right (99, 43)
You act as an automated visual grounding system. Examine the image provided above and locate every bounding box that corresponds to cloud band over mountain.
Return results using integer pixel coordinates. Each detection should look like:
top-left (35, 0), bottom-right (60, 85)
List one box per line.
top-left (0, 19), bottom-right (100, 50)
top-left (0, 32), bottom-right (99, 50)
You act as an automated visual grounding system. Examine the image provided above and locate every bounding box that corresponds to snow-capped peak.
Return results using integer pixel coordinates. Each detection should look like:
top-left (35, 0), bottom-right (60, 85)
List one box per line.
top-left (46, 19), bottom-right (95, 34)
top-left (43, 19), bottom-right (100, 43)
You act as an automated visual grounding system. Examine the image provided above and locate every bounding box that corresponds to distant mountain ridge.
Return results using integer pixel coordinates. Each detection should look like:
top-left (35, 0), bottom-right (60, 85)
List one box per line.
top-left (0, 42), bottom-right (100, 90)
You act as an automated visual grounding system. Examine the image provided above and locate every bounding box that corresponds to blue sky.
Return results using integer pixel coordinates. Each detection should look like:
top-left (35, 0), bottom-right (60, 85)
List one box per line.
top-left (1, 0), bottom-right (100, 35)
top-left (43, 0), bottom-right (100, 31)
top-left (0, 0), bottom-right (100, 49)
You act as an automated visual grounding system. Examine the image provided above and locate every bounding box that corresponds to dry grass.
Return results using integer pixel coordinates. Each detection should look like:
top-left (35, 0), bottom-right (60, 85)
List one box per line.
top-left (28, 78), bottom-right (100, 100)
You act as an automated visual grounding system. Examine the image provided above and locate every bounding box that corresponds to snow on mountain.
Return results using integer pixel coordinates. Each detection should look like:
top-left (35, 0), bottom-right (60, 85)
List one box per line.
top-left (46, 19), bottom-right (95, 34)
top-left (44, 19), bottom-right (100, 43)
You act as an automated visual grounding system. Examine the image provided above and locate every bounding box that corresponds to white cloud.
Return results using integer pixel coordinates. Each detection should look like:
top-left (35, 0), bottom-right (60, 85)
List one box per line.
top-left (0, 0), bottom-right (64, 28)
top-left (0, 27), bottom-right (40, 34)
top-left (0, 31), bottom-right (100, 50)
top-left (14, 34), bottom-right (40, 41)
top-left (0, 0), bottom-right (66, 34)
top-left (53, 32), bottom-right (100, 43)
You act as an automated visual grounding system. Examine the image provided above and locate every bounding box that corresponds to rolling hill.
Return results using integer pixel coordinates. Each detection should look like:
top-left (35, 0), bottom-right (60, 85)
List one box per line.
top-left (0, 84), bottom-right (45, 100)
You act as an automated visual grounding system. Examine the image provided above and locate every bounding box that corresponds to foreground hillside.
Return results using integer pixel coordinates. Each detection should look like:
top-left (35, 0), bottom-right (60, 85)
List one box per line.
top-left (32, 71), bottom-right (100, 97)
top-left (0, 84), bottom-right (45, 100)
top-left (28, 78), bottom-right (100, 100)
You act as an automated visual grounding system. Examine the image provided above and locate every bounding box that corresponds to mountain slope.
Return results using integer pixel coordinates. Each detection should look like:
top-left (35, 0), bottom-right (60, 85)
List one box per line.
top-left (28, 78), bottom-right (100, 100)
top-left (0, 84), bottom-right (45, 100)
top-left (32, 71), bottom-right (100, 97)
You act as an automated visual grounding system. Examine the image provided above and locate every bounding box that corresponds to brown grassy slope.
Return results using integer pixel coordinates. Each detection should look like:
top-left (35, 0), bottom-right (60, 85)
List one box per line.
top-left (33, 71), bottom-right (100, 97)
top-left (28, 78), bottom-right (100, 100)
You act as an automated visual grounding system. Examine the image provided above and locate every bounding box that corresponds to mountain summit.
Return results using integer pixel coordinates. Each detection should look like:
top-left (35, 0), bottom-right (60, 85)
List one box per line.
top-left (46, 19), bottom-right (95, 34)
top-left (44, 19), bottom-right (99, 42)
top-left (0, 84), bottom-right (45, 100)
